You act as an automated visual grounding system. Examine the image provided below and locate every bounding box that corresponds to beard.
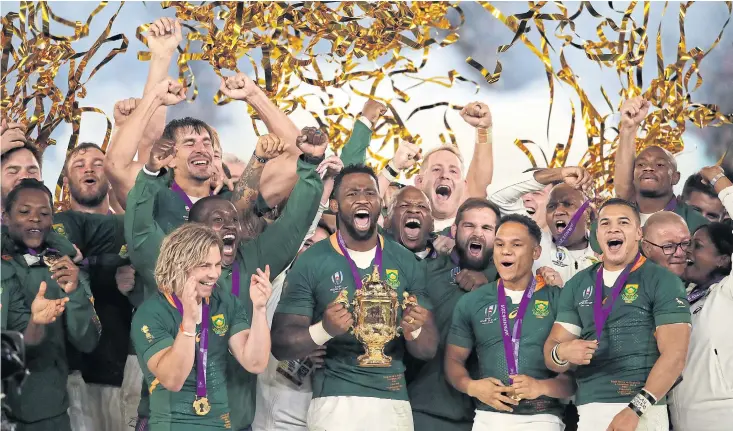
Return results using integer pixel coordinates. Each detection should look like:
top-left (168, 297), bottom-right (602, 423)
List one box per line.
top-left (339, 213), bottom-right (378, 241)
top-left (455, 240), bottom-right (493, 271)
top-left (69, 181), bottom-right (108, 208)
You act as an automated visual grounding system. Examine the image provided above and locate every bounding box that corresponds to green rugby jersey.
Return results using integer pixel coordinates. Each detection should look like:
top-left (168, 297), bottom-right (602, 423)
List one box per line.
top-left (276, 234), bottom-right (431, 401)
top-left (407, 254), bottom-right (498, 423)
top-left (131, 289), bottom-right (250, 431)
top-left (448, 279), bottom-right (563, 417)
top-left (555, 258), bottom-right (691, 405)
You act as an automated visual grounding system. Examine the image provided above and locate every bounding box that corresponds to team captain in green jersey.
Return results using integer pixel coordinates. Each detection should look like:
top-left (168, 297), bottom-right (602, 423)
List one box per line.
top-left (407, 198), bottom-right (501, 431)
top-left (131, 224), bottom-right (271, 431)
top-left (544, 198), bottom-right (691, 431)
top-left (446, 214), bottom-right (572, 431)
top-left (272, 164), bottom-right (438, 431)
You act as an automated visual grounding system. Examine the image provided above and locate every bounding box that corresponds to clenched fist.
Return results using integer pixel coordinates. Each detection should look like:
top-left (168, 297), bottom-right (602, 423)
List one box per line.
top-left (146, 17), bottom-right (182, 56)
top-left (460, 101), bottom-right (492, 129)
top-left (296, 127), bottom-right (328, 159)
top-left (153, 77), bottom-right (187, 106)
top-left (361, 99), bottom-right (387, 125)
top-left (1, 119), bottom-right (27, 155)
top-left (619, 97), bottom-right (650, 131)
top-left (146, 138), bottom-right (176, 172)
top-left (113, 98), bottom-right (140, 127)
top-left (255, 134), bottom-right (286, 161)
top-left (392, 141), bottom-right (421, 171)
top-left (219, 72), bottom-right (258, 101)
top-left (322, 301), bottom-right (353, 337)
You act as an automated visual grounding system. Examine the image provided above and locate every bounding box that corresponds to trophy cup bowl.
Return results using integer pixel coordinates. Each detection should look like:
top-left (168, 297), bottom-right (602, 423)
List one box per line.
top-left (335, 266), bottom-right (410, 367)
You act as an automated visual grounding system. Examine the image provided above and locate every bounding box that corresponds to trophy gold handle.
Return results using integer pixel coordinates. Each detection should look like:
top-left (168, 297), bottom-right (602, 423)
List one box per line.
top-left (401, 291), bottom-right (418, 310)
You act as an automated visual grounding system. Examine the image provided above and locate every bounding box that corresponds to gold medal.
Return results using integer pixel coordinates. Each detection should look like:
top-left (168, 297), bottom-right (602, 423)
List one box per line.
top-left (193, 397), bottom-right (211, 416)
top-left (43, 252), bottom-right (62, 268)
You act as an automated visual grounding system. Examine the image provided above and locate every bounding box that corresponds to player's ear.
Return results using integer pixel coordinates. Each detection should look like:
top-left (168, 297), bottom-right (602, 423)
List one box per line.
top-left (329, 199), bottom-right (338, 214)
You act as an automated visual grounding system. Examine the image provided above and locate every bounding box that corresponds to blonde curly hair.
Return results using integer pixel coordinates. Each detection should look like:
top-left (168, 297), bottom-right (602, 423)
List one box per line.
top-left (154, 223), bottom-right (223, 296)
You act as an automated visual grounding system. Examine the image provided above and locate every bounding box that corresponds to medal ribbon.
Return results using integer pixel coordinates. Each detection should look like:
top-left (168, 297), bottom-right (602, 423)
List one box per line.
top-left (555, 200), bottom-right (591, 247)
top-left (336, 231), bottom-right (382, 290)
top-left (664, 197), bottom-right (678, 211)
top-left (497, 277), bottom-right (537, 384)
top-left (171, 181), bottom-right (212, 209)
top-left (687, 276), bottom-right (724, 305)
top-left (230, 263), bottom-right (241, 297)
top-left (593, 253), bottom-right (641, 342)
top-left (170, 294), bottom-right (210, 402)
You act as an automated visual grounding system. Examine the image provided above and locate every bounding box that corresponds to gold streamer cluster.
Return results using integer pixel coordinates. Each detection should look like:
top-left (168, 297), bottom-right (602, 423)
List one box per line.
top-left (469, 1), bottom-right (733, 199)
top-left (138, 1), bottom-right (478, 172)
top-left (1, 1), bottom-right (128, 211)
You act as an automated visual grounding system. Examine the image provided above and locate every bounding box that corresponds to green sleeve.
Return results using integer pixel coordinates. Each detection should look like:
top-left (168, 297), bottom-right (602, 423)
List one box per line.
top-left (54, 212), bottom-right (124, 256)
top-left (247, 157), bottom-right (324, 279)
top-left (63, 271), bottom-right (101, 353)
top-left (651, 268), bottom-right (692, 326)
top-left (275, 257), bottom-right (315, 319)
top-left (131, 300), bottom-right (175, 366)
top-left (447, 295), bottom-right (474, 349)
top-left (1, 276), bottom-right (30, 332)
top-left (339, 120), bottom-right (372, 167)
top-left (555, 276), bottom-right (582, 327)
top-left (549, 285), bottom-right (562, 320)
top-left (124, 170), bottom-right (167, 291)
top-left (406, 258), bottom-right (432, 310)
top-left (44, 230), bottom-right (79, 259)
top-left (228, 294), bottom-right (251, 336)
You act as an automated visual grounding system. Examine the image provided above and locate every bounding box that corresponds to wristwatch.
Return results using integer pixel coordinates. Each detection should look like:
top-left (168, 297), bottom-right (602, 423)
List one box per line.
top-left (710, 171), bottom-right (726, 187)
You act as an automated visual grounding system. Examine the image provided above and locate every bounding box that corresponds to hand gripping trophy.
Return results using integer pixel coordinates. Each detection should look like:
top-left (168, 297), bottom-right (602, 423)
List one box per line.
top-left (334, 266), bottom-right (417, 367)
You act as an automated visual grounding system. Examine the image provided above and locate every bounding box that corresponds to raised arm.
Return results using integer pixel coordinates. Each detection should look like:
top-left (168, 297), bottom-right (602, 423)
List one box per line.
top-left (339, 99), bottom-right (385, 167)
top-left (248, 128), bottom-right (327, 279)
top-left (614, 97), bottom-right (650, 200)
top-left (229, 134), bottom-right (285, 221)
top-left (228, 268), bottom-right (272, 374)
top-left (460, 101), bottom-right (494, 198)
top-left (123, 139), bottom-right (176, 292)
top-left (378, 140), bottom-right (421, 199)
top-left (105, 78), bottom-right (186, 208)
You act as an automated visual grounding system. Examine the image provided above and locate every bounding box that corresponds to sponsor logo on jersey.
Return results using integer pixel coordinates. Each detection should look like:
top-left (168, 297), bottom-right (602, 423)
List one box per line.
top-left (386, 269), bottom-right (399, 288)
top-left (481, 304), bottom-right (497, 324)
top-left (533, 300), bottom-right (550, 318)
top-left (52, 223), bottom-right (67, 237)
top-left (212, 314), bottom-right (228, 335)
top-left (509, 309), bottom-right (518, 319)
top-left (621, 284), bottom-right (639, 303)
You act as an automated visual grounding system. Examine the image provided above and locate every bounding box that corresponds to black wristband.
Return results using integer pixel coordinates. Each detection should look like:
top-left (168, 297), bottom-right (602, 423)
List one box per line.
top-left (253, 154), bottom-right (268, 164)
top-left (300, 153), bottom-right (325, 166)
top-left (384, 163), bottom-right (399, 178)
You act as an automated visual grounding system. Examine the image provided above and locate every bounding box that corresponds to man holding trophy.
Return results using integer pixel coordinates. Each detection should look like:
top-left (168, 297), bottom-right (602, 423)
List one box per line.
top-left (271, 164), bottom-right (438, 430)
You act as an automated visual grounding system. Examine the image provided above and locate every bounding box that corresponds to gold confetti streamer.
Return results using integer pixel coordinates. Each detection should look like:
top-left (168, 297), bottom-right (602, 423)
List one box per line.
top-left (1, 1), bottom-right (128, 211)
top-left (138, 1), bottom-right (475, 174)
top-left (471, 1), bottom-right (733, 200)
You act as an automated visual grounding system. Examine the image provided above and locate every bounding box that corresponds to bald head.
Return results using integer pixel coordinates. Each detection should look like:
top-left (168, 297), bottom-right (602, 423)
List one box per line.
top-left (642, 211), bottom-right (690, 277)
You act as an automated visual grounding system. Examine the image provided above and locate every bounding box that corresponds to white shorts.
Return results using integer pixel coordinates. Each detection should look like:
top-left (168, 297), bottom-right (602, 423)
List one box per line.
top-left (472, 410), bottom-right (564, 431)
top-left (307, 396), bottom-right (412, 431)
top-left (577, 403), bottom-right (668, 431)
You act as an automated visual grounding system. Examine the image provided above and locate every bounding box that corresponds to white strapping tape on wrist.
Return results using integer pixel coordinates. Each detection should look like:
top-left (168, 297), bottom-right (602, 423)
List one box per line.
top-left (309, 321), bottom-right (334, 346)
top-left (410, 327), bottom-right (422, 339)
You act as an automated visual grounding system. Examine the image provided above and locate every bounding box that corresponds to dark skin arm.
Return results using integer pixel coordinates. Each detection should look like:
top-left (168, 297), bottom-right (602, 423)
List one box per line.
top-left (401, 302), bottom-right (438, 360)
top-left (271, 313), bottom-right (321, 361)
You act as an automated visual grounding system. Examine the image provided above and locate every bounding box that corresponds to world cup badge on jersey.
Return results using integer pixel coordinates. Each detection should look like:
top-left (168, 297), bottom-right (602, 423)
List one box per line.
top-left (212, 314), bottom-right (228, 336)
top-left (385, 269), bottom-right (399, 289)
top-left (579, 285), bottom-right (593, 307)
top-left (533, 300), bottom-right (550, 318)
top-left (331, 271), bottom-right (344, 292)
top-left (553, 249), bottom-right (566, 266)
top-left (481, 304), bottom-right (497, 324)
top-left (621, 284), bottom-right (639, 303)
top-left (450, 266), bottom-right (460, 284)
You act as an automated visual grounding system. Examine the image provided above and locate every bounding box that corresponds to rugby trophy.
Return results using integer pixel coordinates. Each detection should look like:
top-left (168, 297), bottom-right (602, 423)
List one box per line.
top-left (334, 266), bottom-right (417, 367)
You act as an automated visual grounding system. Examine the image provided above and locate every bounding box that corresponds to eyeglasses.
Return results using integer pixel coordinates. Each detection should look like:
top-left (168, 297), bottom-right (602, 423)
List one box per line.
top-left (643, 239), bottom-right (691, 256)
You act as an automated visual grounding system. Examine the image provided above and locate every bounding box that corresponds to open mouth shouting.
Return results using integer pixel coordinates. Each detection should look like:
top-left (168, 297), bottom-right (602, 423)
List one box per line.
top-left (403, 217), bottom-right (423, 241)
top-left (554, 219), bottom-right (568, 234)
top-left (82, 175), bottom-right (98, 187)
top-left (606, 237), bottom-right (625, 253)
top-left (434, 184), bottom-right (452, 204)
top-left (468, 239), bottom-right (484, 258)
top-left (353, 207), bottom-right (372, 231)
top-left (221, 232), bottom-right (237, 257)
